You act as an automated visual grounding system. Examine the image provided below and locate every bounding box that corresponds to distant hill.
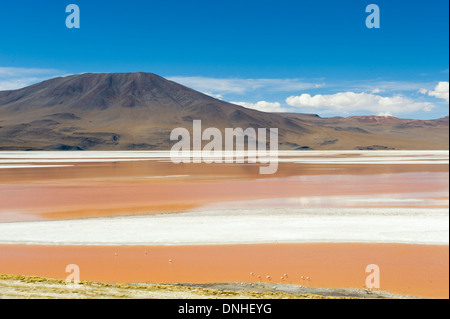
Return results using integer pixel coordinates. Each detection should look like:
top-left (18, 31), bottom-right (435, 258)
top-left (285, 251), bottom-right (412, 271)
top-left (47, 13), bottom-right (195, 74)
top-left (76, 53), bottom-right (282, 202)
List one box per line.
top-left (0, 72), bottom-right (448, 150)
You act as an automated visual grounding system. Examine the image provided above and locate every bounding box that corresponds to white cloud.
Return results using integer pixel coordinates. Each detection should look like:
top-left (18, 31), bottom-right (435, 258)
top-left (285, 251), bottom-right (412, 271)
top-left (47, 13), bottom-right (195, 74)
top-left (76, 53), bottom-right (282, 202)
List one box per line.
top-left (377, 112), bottom-right (393, 117)
top-left (167, 76), bottom-right (324, 95)
top-left (0, 67), bottom-right (58, 77)
top-left (202, 92), bottom-right (223, 100)
top-left (231, 101), bottom-right (287, 113)
top-left (420, 81), bottom-right (449, 102)
top-left (286, 92), bottom-right (434, 115)
top-left (418, 88), bottom-right (428, 95)
top-left (0, 78), bottom-right (42, 91)
top-left (0, 67), bottom-right (60, 91)
top-left (371, 88), bottom-right (384, 94)
top-left (338, 80), bottom-right (438, 94)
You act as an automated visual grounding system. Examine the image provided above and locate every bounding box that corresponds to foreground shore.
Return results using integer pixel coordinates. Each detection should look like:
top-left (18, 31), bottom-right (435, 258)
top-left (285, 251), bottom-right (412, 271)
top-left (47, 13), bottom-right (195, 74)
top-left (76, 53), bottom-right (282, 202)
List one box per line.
top-left (0, 275), bottom-right (416, 299)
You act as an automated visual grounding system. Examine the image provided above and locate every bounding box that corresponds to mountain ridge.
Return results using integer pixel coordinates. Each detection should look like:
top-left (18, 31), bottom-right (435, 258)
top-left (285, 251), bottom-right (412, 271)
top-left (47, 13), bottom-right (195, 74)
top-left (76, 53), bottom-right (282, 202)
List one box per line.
top-left (0, 72), bottom-right (448, 151)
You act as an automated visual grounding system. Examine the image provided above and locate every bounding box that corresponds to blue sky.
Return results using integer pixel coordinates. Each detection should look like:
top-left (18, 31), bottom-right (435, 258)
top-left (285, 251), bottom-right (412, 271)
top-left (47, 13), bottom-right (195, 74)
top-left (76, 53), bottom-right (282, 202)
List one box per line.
top-left (0, 0), bottom-right (448, 119)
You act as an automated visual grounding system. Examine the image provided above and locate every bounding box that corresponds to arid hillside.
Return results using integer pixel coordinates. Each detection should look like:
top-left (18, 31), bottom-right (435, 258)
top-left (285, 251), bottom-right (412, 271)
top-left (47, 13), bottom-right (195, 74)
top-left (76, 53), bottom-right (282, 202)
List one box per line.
top-left (0, 73), bottom-right (448, 150)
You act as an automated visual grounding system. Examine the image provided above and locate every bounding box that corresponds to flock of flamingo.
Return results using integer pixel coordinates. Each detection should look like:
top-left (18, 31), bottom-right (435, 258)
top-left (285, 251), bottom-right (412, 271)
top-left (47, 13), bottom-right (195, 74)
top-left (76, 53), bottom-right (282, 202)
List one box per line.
top-left (250, 272), bottom-right (311, 284)
top-left (112, 253), bottom-right (313, 285)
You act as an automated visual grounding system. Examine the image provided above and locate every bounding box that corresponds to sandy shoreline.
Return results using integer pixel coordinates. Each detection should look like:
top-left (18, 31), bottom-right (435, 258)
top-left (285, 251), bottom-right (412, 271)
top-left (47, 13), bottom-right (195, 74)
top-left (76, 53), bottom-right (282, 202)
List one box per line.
top-left (0, 275), bottom-right (418, 299)
top-left (0, 243), bottom-right (447, 299)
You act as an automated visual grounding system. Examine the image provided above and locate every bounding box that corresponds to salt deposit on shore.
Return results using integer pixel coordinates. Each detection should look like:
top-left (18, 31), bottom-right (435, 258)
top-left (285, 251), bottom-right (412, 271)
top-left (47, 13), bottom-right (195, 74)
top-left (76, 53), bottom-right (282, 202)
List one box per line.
top-left (0, 208), bottom-right (447, 246)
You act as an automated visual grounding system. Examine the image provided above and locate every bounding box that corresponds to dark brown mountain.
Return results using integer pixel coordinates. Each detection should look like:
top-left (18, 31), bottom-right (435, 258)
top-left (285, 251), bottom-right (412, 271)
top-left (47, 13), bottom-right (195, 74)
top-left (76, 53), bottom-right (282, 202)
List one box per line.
top-left (0, 72), bottom-right (448, 150)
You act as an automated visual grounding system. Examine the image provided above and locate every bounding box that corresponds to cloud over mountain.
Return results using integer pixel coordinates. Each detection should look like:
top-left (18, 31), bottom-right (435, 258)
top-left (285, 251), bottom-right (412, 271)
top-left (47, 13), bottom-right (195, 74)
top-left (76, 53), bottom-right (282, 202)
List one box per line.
top-left (0, 67), bottom-right (61, 91)
top-left (167, 76), bottom-right (324, 95)
top-left (420, 81), bottom-right (449, 102)
top-left (286, 92), bottom-right (435, 116)
top-left (231, 101), bottom-right (287, 112)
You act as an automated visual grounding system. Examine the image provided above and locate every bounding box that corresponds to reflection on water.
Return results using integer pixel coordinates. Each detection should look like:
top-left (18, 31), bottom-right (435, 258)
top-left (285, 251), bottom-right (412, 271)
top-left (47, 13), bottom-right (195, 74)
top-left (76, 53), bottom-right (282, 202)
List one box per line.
top-left (0, 151), bottom-right (448, 222)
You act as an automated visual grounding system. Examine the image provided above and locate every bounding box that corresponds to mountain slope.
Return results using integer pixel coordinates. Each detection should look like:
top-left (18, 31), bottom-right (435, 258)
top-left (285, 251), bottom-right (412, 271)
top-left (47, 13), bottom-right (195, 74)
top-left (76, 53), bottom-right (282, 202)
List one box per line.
top-left (0, 73), bottom-right (448, 150)
top-left (280, 113), bottom-right (449, 150)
